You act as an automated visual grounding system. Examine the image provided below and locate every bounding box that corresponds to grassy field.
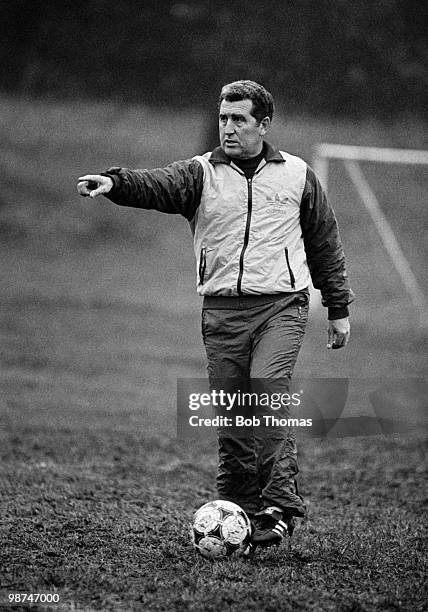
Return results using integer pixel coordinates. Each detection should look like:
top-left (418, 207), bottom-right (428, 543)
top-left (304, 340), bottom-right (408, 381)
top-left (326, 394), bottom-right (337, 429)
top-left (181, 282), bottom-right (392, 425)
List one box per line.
top-left (0, 96), bottom-right (427, 611)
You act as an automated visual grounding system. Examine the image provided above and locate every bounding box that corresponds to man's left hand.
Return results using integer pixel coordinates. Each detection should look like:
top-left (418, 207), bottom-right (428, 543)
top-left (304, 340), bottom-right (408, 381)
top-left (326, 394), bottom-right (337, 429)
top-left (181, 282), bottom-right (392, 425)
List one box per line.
top-left (327, 317), bottom-right (350, 350)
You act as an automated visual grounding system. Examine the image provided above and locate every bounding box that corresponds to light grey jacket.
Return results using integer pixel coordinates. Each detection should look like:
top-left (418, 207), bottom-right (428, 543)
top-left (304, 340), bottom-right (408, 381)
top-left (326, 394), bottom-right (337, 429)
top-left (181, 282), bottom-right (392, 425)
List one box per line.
top-left (104, 142), bottom-right (354, 318)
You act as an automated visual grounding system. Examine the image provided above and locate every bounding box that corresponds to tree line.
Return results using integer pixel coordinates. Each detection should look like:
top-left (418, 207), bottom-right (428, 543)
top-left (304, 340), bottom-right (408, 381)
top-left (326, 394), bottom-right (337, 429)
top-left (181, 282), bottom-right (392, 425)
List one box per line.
top-left (1, 0), bottom-right (426, 118)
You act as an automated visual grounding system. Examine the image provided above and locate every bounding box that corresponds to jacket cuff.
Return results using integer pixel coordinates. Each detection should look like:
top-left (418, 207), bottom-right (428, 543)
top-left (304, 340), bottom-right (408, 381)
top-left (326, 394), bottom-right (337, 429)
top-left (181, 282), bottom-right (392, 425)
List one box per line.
top-left (328, 306), bottom-right (349, 320)
top-left (101, 170), bottom-right (121, 192)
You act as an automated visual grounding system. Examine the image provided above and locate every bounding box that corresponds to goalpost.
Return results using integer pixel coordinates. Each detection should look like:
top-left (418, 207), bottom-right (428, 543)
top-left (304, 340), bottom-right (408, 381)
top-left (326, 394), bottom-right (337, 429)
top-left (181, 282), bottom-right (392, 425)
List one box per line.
top-left (312, 143), bottom-right (428, 327)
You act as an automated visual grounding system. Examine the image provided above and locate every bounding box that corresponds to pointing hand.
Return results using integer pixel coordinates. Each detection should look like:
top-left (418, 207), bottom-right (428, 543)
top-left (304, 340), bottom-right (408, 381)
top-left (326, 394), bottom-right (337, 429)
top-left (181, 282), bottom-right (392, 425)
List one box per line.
top-left (77, 174), bottom-right (113, 198)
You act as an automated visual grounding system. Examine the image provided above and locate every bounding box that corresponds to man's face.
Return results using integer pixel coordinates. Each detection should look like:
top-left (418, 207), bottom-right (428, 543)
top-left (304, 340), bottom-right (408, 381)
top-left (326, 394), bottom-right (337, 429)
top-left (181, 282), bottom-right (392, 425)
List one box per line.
top-left (219, 99), bottom-right (270, 159)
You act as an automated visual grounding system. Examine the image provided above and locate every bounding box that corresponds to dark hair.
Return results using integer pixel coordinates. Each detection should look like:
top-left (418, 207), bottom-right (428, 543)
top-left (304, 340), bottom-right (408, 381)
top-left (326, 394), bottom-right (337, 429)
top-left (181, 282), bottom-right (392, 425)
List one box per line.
top-left (218, 80), bottom-right (274, 123)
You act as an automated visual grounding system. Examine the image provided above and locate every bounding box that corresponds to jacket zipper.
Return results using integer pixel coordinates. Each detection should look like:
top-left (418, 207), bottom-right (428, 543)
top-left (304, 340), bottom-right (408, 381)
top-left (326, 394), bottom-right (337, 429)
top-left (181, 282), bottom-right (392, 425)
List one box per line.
top-left (237, 177), bottom-right (253, 294)
top-left (284, 246), bottom-right (296, 289)
top-left (199, 246), bottom-right (207, 284)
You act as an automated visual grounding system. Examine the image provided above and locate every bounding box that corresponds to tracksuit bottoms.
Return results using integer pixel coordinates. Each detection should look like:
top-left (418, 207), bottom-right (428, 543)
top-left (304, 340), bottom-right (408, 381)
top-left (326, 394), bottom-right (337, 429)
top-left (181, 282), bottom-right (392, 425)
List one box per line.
top-left (202, 290), bottom-right (309, 518)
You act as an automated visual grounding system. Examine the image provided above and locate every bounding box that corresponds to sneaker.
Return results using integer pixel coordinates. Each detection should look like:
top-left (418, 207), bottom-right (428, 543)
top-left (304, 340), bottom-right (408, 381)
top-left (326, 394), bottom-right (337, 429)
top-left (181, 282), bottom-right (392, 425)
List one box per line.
top-left (252, 506), bottom-right (293, 548)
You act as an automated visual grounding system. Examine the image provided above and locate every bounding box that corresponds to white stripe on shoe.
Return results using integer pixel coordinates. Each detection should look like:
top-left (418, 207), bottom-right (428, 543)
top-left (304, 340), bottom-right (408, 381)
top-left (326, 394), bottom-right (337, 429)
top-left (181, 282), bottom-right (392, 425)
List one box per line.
top-left (272, 526), bottom-right (285, 536)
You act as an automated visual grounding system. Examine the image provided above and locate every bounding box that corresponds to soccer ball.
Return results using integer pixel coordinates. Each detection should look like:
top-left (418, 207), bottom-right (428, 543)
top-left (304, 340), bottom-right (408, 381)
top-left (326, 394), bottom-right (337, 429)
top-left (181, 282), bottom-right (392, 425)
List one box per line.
top-left (191, 500), bottom-right (252, 559)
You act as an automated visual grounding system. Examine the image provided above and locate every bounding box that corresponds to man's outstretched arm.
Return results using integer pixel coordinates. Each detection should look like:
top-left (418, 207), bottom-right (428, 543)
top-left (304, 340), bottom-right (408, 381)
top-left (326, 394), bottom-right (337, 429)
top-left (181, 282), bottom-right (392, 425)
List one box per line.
top-left (77, 159), bottom-right (205, 221)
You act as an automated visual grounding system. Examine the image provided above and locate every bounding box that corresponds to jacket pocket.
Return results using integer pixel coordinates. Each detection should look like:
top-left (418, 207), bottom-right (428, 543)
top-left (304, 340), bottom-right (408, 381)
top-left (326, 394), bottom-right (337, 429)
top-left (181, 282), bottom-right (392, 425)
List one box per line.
top-left (284, 247), bottom-right (296, 289)
top-left (199, 246), bottom-right (207, 284)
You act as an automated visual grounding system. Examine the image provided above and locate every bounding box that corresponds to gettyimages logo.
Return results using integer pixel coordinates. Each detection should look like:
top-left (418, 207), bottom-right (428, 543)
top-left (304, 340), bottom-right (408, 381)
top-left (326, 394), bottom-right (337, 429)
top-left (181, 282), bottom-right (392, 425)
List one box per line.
top-left (187, 388), bottom-right (302, 411)
top-left (176, 378), bottom-right (427, 439)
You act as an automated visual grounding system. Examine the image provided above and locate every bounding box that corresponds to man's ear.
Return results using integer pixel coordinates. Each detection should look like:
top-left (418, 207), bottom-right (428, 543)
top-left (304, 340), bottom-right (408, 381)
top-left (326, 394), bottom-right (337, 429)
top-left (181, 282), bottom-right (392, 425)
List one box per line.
top-left (259, 116), bottom-right (271, 136)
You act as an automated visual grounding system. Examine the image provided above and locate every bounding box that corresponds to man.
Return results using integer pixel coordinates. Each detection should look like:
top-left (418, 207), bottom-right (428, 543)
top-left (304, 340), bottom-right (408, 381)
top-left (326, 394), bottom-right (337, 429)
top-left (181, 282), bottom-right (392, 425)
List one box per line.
top-left (77, 80), bottom-right (353, 549)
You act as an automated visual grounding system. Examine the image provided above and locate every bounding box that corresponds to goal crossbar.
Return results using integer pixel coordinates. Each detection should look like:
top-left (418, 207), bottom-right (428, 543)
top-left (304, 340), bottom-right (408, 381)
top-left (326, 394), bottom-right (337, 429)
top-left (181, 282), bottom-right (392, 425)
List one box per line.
top-left (313, 143), bottom-right (428, 166)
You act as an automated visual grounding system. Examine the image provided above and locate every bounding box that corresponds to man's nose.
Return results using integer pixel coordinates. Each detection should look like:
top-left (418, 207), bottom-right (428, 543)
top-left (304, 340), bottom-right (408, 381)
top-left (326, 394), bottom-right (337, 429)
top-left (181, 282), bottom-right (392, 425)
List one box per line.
top-left (224, 118), bottom-right (235, 134)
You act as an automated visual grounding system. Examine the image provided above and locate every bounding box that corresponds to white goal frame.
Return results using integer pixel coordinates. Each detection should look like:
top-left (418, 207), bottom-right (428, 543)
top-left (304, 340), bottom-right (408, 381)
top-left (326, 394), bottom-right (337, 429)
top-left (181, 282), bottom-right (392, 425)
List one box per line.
top-left (312, 143), bottom-right (428, 327)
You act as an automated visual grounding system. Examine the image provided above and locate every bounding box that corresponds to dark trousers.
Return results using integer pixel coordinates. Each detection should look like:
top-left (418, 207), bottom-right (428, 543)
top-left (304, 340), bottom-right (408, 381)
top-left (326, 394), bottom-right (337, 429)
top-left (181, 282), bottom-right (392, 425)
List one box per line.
top-left (202, 291), bottom-right (309, 517)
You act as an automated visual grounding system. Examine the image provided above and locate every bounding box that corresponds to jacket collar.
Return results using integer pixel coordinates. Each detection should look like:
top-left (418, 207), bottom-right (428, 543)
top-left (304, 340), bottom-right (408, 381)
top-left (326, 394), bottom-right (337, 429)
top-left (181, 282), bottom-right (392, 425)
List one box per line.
top-left (209, 141), bottom-right (284, 165)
